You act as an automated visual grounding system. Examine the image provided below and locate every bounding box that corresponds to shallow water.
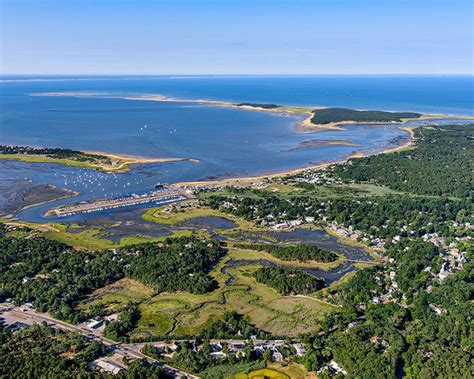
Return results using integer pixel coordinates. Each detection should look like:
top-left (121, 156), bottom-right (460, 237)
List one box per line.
top-left (1, 75), bottom-right (472, 222)
top-left (180, 216), bottom-right (237, 230)
top-left (56, 211), bottom-right (369, 283)
top-left (223, 259), bottom-right (357, 285)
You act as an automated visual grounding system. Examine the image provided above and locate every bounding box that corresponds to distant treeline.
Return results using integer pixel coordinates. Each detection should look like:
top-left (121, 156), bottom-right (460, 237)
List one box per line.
top-left (235, 103), bottom-right (281, 109)
top-left (310, 108), bottom-right (421, 125)
top-left (235, 242), bottom-right (338, 262)
top-left (253, 266), bottom-right (325, 295)
top-left (0, 145), bottom-right (110, 163)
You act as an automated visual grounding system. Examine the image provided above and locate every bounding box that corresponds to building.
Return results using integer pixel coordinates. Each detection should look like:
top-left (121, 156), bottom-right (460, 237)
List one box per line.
top-left (293, 343), bottom-right (307, 356)
top-left (329, 360), bottom-right (348, 376)
top-left (92, 359), bottom-right (125, 375)
top-left (272, 350), bottom-right (284, 362)
top-left (9, 322), bottom-right (30, 331)
top-left (86, 318), bottom-right (104, 329)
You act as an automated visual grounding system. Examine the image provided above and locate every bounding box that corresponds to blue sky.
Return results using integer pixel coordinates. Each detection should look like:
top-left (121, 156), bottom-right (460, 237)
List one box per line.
top-left (1, 0), bottom-right (473, 74)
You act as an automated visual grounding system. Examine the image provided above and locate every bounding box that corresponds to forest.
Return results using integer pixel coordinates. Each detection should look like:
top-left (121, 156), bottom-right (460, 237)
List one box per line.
top-left (200, 311), bottom-right (268, 340)
top-left (206, 191), bottom-right (470, 239)
top-left (0, 227), bottom-right (224, 323)
top-left (310, 107), bottom-right (420, 125)
top-left (330, 124), bottom-right (474, 198)
top-left (104, 302), bottom-right (141, 342)
top-left (0, 225), bottom-right (123, 322)
top-left (253, 267), bottom-right (326, 295)
top-left (235, 103), bottom-right (280, 109)
top-left (235, 242), bottom-right (338, 262)
top-left (124, 238), bottom-right (223, 294)
top-left (301, 253), bottom-right (473, 378)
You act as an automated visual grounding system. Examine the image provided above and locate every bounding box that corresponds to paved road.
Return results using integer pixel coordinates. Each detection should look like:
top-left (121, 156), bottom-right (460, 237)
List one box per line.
top-left (0, 305), bottom-right (197, 378)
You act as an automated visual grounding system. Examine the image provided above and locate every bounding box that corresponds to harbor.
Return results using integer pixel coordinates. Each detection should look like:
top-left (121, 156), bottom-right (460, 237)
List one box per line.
top-left (47, 186), bottom-right (188, 217)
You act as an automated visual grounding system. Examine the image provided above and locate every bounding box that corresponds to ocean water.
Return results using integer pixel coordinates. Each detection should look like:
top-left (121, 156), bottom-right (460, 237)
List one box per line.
top-left (0, 75), bottom-right (472, 221)
top-left (2, 75), bottom-right (473, 114)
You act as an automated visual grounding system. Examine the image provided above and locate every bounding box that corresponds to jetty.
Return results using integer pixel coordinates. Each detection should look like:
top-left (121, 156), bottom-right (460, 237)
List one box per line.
top-left (48, 188), bottom-right (187, 217)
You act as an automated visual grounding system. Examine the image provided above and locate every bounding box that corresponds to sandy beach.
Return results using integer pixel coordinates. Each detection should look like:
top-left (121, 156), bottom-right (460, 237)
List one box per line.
top-left (0, 148), bottom-right (199, 174)
top-left (33, 91), bottom-right (473, 134)
top-left (173, 125), bottom-right (417, 188)
top-left (82, 150), bottom-right (200, 170)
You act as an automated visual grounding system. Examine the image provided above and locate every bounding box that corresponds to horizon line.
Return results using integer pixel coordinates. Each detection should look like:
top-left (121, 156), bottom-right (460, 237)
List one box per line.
top-left (1, 73), bottom-right (473, 77)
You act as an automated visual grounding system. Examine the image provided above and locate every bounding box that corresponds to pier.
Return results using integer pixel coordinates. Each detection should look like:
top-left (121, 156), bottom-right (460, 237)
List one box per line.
top-left (49, 188), bottom-right (188, 217)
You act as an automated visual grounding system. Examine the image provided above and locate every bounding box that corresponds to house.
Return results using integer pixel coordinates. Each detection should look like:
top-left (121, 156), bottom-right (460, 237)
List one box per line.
top-left (370, 336), bottom-right (390, 352)
top-left (254, 343), bottom-right (265, 355)
top-left (210, 351), bottom-right (227, 359)
top-left (271, 222), bottom-right (290, 230)
top-left (105, 314), bottom-right (119, 322)
top-left (329, 360), bottom-right (347, 376)
top-left (228, 341), bottom-right (245, 352)
top-left (346, 321), bottom-right (357, 332)
top-left (288, 219), bottom-right (303, 227)
top-left (92, 359), bottom-right (125, 375)
top-left (429, 304), bottom-right (447, 315)
top-left (293, 343), bottom-right (307, 357)
top-left (272, 350), bottom-right (284, 362)
top-left (9, 322), bottom-right (30, 331)
top-left (86, 318), bottom-right (104, 329)
top-left (210, 342), bottom-right (223, 352)
top-left (421, 349), bottom-right (433, 358)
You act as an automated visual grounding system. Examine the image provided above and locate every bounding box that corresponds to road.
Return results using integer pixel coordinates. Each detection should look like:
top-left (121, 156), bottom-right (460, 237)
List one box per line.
top-left (0, 305), bottom-right (198, 378)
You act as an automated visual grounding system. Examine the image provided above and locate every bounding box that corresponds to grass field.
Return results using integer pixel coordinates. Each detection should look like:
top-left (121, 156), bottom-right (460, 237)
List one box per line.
top-left (229, 245), bottom-right (345, 270)
top-left (80, 247), bottom-right (340, 339)
top-left (142, 204), bottom-right (255, 229)
top-left (6, 220), bottom-right (201, 250)
top-left (233, 368), bottom-right (290, 379)
top-left (266, 363), bottom-right (317, 379)
top-left (78, 278), bottom-right (154, 313)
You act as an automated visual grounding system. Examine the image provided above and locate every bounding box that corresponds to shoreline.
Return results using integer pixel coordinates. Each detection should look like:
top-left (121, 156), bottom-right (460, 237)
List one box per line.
top-left (0, 149), bottom-right (199, 173)
top-left (173, 125), bottom-right (416, 187)
top-left (286, 139), bottom-right (360, 152)
top-left (19, 92), bottom-right (473, 189)
top-left (19, 188), bottom-right (80, 212)
top-left (0, 185), bottom-right (80, 219)
top-left (32, 91), bottom-right (474, 133)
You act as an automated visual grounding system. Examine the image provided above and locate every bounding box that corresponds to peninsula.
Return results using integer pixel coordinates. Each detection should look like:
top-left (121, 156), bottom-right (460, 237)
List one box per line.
top-left (34, 92), bottom-right (473, 132)
top-left (0, 145), bottom-right (198, 173)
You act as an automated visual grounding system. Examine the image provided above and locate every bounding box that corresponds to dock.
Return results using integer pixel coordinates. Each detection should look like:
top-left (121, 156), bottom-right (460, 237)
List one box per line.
top-left (49, 188), bottom-right (187, 217)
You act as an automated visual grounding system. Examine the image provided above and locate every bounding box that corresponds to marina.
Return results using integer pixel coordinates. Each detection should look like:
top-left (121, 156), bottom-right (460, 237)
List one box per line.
top-left (47, 187), bottom-right (188, 217)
